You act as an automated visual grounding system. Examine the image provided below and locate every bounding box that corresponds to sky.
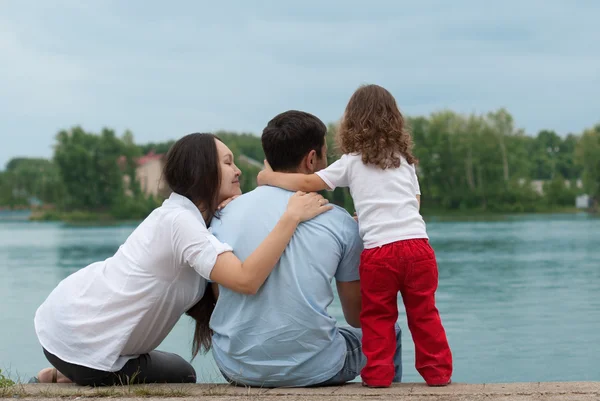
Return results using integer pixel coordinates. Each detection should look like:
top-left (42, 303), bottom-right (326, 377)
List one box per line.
top-left (1, 0), bottom-right (599, 168)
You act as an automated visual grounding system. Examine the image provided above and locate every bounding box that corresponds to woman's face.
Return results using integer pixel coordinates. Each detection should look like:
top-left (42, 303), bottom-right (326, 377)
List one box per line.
top-left (215, 139), bottom-right (242, 203)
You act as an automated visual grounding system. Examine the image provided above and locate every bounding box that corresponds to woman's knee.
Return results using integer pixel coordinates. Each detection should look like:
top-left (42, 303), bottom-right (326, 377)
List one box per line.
top-left (180, 363), bottom-right (197, 383)
top-left (164, 352), bottom-right (197, 383)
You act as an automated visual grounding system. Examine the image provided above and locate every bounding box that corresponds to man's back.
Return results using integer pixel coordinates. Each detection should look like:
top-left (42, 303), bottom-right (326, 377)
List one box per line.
top-left (210, 186), bottom-right (362, 387)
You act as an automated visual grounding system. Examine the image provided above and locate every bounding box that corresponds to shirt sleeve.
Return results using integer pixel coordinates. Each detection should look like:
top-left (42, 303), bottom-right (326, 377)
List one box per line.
top-left (315, 155), bottom-right (350, 190)
top-left (411, 164), bottom-right (421, 195)
top-left (334, 214), bottom-right (363, 282)
top-left (171, 212), bottom-right (233, 280)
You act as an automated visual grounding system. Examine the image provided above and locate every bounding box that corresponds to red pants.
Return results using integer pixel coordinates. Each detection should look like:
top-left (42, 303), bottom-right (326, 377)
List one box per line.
top-left (359, 239), bottom-right (453, 387)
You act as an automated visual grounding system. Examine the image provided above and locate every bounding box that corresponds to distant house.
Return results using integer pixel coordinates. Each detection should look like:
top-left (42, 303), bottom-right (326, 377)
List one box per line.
top-left (120, 151), bottom-right (167, 197)
top-left (27, 196), bottom-right (42, 207)
top-left (135, 151), bottom-right (167, 196)
top-left (518, 178), bottom-right (584, 196)
top-left (576, 194), bottom-right (591, 209)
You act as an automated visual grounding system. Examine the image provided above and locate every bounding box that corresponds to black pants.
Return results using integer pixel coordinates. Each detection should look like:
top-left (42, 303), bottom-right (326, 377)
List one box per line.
top-left (43, 348), bottom-right (196, 386)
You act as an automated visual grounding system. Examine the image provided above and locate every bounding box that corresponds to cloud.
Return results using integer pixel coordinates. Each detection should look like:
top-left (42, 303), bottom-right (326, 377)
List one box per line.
top-left (0, 0), bottom-right (598, 167)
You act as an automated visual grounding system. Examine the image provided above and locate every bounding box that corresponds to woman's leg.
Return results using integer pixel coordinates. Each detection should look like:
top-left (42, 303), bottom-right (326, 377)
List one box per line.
top-left (41, 348), bottom-right (196, 386)
top-left (35, 367), bottom-right (71, 383)
top-left (111, 350), bottom-right (197, 385)
top-left (42, 348), bottom-right (111, 386)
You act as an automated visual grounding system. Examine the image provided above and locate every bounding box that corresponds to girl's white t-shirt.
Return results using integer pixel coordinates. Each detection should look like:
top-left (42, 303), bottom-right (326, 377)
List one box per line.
top-left (316, 153), bottom-right (428, 249)
top-left (34, 192), bottom-right (232, 371)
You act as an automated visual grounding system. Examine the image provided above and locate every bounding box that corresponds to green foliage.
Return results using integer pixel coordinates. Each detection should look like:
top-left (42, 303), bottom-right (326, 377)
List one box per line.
top-left (0, 157), bottom-right (65, 206)
top-left (216, 131), bottom-right (266, 162)
top-left (53, 127), bottom-right (141, 211)
top-left (575, 126), bottom-right (600, 207)
top-left (404, 110), bottom-right (592, 214)
top-left (542, 174), bottom-right (578, 208)
top-left (0, 369), bottom-right (15, 388)
top-left (110, 194), bottom-right (161, 221)
top-left (1, 110), bottom-right (597, 219)
top-left (138, 139), bottom-right (176, 156)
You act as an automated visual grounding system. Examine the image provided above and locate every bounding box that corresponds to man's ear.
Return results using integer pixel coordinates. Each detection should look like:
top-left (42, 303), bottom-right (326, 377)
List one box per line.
top-left (305, 150), bottom-right (317, 172)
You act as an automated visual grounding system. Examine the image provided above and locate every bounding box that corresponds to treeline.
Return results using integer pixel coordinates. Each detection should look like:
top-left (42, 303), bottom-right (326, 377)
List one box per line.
top-left (0, 127), bottom-right (162, 220)
top-left (406, 109), bottom-right (597, 213)
top-left (0, 109), bottom-right (598, 219)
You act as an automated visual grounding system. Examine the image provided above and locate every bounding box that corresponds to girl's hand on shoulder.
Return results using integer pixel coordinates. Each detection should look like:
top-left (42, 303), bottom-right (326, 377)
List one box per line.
top-left (285, 191), bottom-right (332, 223)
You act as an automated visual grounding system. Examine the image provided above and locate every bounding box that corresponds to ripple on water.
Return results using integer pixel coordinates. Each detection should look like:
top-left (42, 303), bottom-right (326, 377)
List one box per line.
top-left (0, 215), bottom-right (598, 383)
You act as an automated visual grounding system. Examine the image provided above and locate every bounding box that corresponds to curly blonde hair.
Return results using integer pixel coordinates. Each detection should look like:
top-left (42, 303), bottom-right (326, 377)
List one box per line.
top-left (337, 84), bottom-right (417, 169)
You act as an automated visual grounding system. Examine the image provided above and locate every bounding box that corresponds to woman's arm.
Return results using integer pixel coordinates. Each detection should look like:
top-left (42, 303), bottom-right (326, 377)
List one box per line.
top-left (209, 192), bottom-right (331, 294)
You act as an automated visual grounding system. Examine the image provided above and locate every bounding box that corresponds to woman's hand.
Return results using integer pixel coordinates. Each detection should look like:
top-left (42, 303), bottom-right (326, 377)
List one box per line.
top-left (217, 195), bottom-right (240, 210)
top-left (256, 160), bottom-right (273, 187)
top-left (284, 191), bottom-right (332, 223)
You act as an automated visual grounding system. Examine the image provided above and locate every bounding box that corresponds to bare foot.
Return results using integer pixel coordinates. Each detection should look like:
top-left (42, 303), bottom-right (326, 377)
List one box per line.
top-left (37, 368), bottom-right (72, 384)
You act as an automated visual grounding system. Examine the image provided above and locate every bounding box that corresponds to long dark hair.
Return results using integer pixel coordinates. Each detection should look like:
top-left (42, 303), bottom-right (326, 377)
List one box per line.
top-left (185, 285), bottom-right (216, 358)
top-left (162, 133), bottom-right (222, 223)
top-left (163, 133), bottom-right (222, 356)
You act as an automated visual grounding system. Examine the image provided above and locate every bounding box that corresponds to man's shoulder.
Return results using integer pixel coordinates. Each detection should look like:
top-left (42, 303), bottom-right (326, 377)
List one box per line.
top-left (222, 187), bottom-right (289, 211)
top-left (212, 187), bottom-right (289, 228)
top-left (324, 204), bottom-right (354, 221)
top-left (308, 203), bottom-right (357, 234)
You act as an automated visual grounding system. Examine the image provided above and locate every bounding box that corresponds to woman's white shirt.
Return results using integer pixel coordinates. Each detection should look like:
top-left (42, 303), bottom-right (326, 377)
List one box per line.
top-left (34, 192), bottom-right (232, 371)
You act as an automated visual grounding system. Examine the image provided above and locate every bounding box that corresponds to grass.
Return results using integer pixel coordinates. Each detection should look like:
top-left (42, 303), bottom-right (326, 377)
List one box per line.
top-left (0, 370), bottom-right (14, 388)
top-left (0, 369), bottom-right (198, 398)
top-left (0, 369), bottom-right (242, 399)
top-left (0, 364), bottom-right (246, 399)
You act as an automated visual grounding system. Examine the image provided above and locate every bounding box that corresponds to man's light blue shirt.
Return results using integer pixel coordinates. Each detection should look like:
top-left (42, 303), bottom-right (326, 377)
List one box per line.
top-left (209, 186), bottom-right (363, 387)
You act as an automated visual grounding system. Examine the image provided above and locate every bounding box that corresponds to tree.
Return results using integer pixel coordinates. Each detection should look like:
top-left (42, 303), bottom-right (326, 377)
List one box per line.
top-left (1, 158), bottom-right (64, 206)
top-left (53, 127), bottom-right (135, 210)
top-left (486, 109), bottom-right (514, 183)
top-left (575, 125), bottom-right (600, 211)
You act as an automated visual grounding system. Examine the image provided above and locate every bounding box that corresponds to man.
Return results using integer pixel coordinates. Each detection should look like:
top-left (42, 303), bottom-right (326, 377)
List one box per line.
top-left (209, 110), bottom-right (402, 387)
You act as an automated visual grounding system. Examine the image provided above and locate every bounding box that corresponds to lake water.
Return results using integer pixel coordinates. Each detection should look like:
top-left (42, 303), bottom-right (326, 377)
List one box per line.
top-left (0, 213), bottom-right (599, 384)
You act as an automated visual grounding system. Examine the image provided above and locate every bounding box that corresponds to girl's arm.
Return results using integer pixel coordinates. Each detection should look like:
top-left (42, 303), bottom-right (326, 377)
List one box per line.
top-left (256, 159), bottom-right (330, 192)
top-left (257, 169), bottom-right (330, 192)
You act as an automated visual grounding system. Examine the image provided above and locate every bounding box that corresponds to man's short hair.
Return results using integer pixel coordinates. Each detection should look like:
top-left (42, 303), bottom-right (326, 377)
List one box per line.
top-left (261, 110), bottom-right (327, 172)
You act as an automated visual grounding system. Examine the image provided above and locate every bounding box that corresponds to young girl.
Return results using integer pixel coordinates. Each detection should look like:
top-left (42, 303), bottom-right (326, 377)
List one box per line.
top-left (256, 84), bottom-right (452, 388)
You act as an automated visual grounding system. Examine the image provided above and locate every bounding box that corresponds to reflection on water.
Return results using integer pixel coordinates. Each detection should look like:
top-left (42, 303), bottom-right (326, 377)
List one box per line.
top-left (0, 214), bottom-right (599, 383)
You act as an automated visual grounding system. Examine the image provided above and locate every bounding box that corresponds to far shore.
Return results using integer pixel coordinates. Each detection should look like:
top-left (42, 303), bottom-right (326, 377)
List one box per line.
top-left (0, 206), bottom-right (593, 226)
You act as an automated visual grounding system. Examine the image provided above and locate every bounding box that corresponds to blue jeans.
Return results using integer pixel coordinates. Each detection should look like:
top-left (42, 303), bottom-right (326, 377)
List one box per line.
top-left (220, 325), bottom-right (402, 387)
top-left (314, 325), bottom-right (402, 386)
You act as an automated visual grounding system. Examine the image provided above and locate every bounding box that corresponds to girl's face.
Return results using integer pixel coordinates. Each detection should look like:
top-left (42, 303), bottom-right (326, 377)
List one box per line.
top-left (215, 139), bottom-right (242, 203)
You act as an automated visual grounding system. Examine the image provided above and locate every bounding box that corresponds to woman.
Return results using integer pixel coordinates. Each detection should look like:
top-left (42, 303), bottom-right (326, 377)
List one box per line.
top-left (32, 133), bottom-right (332, 386)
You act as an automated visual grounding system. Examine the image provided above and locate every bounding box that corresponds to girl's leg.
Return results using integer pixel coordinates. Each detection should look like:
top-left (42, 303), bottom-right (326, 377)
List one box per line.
top-left (359, 246), bottom-right (401, 387)
top-left (399, 239), bottom-right (452, 386)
